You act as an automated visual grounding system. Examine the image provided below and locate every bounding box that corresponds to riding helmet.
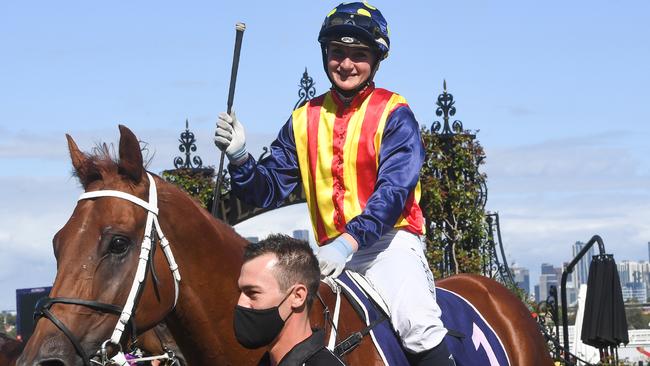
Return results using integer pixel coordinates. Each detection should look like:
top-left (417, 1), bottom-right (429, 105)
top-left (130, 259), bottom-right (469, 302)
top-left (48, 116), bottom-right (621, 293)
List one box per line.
top-left (318, 2), bottom-right (390, 60)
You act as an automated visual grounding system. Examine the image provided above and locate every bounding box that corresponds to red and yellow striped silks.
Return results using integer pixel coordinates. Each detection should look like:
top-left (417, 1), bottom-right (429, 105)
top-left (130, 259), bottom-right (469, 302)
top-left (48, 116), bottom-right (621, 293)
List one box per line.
top-left (292, 88), bottom-right (424, 245)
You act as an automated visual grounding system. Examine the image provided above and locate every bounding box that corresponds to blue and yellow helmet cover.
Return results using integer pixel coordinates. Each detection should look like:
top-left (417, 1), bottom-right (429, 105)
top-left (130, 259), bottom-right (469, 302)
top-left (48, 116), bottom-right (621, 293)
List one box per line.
top-left (318, 2), bottom-right (390, 59)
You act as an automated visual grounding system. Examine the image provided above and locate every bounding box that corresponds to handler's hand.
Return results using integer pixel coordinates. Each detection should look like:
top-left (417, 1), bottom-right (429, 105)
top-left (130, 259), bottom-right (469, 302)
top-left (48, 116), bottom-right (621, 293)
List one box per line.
top-left (317, 234), bottom-right (357, 278)
top-left (214, 110), bottom-right (248, 166)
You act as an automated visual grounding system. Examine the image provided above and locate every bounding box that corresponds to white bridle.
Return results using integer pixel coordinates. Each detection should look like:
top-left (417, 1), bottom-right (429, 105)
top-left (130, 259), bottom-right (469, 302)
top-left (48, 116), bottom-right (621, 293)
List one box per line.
top-left (78, 172), bottom-right (181, 347)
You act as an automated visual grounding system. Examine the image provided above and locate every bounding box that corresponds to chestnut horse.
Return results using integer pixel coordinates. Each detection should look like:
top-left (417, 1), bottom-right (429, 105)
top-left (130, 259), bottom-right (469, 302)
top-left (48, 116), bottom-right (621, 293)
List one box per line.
top-left (18, 126), bottom-right (552, 365)
top-left (0, 334), bottom-right (23, 366)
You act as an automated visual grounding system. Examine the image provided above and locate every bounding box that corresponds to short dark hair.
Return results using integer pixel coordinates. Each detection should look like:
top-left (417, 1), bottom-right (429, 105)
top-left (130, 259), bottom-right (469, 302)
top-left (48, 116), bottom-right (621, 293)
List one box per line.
top-left (243, 234), bottom-right (320, 308)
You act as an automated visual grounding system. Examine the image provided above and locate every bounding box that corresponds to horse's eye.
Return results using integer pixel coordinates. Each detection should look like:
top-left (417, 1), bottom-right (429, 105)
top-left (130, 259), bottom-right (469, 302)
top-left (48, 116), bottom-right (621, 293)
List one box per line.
top-left (109, 236), bottom-right (131, 254)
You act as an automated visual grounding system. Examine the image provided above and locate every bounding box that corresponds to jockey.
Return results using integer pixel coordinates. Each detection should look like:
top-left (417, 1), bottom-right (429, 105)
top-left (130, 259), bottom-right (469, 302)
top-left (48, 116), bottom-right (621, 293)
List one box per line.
top-left (215, 2), bottom-right (454, 365)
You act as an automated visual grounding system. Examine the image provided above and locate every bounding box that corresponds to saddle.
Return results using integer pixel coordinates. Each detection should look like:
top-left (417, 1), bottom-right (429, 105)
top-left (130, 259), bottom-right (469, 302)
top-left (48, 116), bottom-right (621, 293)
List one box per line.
top-left (322, 271), bottom-right (511, 366)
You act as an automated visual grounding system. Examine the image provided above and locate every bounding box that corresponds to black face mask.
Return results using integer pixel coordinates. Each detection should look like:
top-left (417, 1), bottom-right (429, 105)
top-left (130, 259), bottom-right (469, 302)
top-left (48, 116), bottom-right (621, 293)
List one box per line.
top-left (233, 288), bottom-right (294, 349)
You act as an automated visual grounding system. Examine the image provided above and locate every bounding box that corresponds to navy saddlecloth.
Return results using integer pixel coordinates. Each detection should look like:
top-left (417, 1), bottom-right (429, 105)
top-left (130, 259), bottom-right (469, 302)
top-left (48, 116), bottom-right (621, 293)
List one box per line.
top-left (438, 287), bottom-right (510, 366)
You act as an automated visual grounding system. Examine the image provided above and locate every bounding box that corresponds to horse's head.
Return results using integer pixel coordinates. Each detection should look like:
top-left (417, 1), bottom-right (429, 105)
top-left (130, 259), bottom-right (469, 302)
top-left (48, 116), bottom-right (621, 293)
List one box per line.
top-left (19, 126), bottom-right (177, 366)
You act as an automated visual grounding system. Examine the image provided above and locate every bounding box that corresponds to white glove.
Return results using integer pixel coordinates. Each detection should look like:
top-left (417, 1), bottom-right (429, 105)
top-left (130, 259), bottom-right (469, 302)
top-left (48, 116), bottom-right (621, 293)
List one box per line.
top-left (214, 110), bottom-right (248, 166)
top-left (317, 235), bottom-right (355, 278)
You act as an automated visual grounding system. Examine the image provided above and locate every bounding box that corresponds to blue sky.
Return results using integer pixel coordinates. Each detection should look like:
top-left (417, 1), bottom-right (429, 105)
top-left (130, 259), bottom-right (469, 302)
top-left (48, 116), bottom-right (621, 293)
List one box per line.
top-left (1, 1), bottom-right (649, 309)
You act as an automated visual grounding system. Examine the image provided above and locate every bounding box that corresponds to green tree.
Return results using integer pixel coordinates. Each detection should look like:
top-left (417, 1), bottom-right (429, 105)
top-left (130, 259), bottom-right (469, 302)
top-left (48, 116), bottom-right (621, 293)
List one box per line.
top-left (419, 125), bottom-right (488, 279)
top-left (2, 311), bottom-right (17, 338)
top-left (161, 168), bottom-right (217, 209)
top-left (625, 301), bottom-right (650, 330)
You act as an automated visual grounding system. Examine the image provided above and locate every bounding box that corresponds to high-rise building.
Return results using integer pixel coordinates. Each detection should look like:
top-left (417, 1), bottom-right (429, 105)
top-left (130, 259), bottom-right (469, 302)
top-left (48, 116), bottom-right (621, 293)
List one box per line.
top-left (537, 263), bottom-right (561, 303)
top-left (618, 260), bottom-right (648, 284)
top-left (538, 273), bottom-right (558, 304)
top-left (292, 229), bottom-right (310, 242)
top-left (541, 263), bottom-right (556, 275)
top-left (572, 241), bottom-right (595, 286)
top-left (617, 260), bottom-right (650, 302)
top-left (511, 267), bottom-right (530, 295)
top-left (622, 282), bottom-right (647, 303)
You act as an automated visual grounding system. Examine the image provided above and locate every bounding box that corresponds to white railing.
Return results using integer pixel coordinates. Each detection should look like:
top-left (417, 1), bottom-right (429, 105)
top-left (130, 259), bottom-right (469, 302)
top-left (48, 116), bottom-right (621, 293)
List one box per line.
top-left (554, 326), bottom-right (650, 364)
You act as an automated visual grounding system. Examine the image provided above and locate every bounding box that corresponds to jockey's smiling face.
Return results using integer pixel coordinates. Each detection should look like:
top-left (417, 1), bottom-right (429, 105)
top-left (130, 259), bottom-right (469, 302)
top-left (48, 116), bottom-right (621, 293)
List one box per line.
top-left (326, 42), bottom-right (376, 92)
top-left (237, 253), bottom-right (293, 318)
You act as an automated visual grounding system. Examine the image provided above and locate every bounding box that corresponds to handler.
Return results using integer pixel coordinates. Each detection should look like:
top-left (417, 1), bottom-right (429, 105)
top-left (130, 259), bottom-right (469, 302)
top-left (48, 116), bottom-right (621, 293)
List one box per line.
top-left (235, 235), bottom-right (345, 365)
top-left (216, 3), bottom-right (453, 365)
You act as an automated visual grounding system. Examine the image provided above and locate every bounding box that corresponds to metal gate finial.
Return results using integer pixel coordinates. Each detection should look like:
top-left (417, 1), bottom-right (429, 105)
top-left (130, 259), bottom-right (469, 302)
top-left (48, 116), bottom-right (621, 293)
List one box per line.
top-left (173, 119), bottom-right (203, 169)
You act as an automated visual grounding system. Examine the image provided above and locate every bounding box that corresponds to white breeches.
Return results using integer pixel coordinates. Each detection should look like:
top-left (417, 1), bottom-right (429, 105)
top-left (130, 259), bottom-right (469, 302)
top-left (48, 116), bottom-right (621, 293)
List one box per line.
top-left (346, 229), bottom-right (447, 353)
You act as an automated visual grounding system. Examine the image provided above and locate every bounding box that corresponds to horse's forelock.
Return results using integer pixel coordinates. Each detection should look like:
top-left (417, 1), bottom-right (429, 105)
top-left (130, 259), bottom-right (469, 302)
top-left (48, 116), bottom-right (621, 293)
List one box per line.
top-left (72, 142), bottom-right (151, 188)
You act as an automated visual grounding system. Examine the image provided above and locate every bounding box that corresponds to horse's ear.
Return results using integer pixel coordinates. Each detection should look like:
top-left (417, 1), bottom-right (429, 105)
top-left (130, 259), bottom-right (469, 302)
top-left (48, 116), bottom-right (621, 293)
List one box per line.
top-left (66, 134), bottom-right (85, 174)
top-left (118, 125), bottom-right (144, 183)
top-left (66, 134), bottom-right (96, 188)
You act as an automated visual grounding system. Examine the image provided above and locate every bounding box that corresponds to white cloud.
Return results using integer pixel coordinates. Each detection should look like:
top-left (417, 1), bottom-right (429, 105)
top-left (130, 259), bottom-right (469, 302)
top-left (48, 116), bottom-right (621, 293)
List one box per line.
top-left (484, 133), bottom-right (650, 289)
top-left (486, 133), bottom-right (650, 194)
top-left (0, 176), bottom-right (79, 309)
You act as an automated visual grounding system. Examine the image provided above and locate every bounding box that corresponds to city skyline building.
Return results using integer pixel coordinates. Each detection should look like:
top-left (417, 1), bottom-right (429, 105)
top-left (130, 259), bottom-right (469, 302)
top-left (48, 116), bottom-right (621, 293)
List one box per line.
top-left (621, 281), bottom-right (647, 303)
top-left (512, 266), bottom-right (530, 295)
top-left (530, 245), bottom-right (650, 305)
top-left (292, 229), bottom-right (310, 242)
top-left (540, 263), bottom-right (555, 275)
top-left (537, 273), bottom-right (557, 303)
top-left (572, 241), bottom-right (595, 287)
top-left (536, 262), bottom-right (578, 305)
top-left (618, 260), bottom-right (650, 284)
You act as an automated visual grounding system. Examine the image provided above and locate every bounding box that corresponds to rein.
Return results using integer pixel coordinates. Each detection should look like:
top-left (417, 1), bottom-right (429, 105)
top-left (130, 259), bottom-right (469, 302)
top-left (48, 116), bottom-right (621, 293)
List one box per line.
top-left (35, 173), bottom-right (181, 365)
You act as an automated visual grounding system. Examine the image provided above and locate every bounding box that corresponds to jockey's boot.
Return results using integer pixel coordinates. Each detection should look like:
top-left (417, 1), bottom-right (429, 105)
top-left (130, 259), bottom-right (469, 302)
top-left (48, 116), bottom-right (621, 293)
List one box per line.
top-left (406, 341), bottom-right (456, 366)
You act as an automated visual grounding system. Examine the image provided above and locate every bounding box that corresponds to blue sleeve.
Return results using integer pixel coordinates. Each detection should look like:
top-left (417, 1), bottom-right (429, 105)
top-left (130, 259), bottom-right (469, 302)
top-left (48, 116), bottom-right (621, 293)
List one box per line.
top-left (228, 117), bottom-right (301, 208)
top-left (344, 105), bottom-right (424, 249)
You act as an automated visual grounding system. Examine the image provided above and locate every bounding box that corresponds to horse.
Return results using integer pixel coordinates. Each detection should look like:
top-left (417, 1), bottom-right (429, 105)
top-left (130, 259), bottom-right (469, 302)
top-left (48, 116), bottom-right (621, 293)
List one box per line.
top-left (0, 333), bottom-right (24, 366)
top-left (17, 125), bottom-right (552, 365)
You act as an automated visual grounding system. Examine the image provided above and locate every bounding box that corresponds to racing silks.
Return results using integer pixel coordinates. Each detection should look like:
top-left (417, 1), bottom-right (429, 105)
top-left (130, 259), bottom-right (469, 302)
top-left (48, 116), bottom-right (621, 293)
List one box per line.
top-left (229, 83), bottom-right (425, 248)
top-left (291, 85), bottom-right (424, 245)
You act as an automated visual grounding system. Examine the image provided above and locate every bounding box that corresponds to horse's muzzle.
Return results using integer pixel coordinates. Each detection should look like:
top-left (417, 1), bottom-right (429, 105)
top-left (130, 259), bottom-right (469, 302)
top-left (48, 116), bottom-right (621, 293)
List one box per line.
top-left (17, 356), bottom-right (85, 366)
top-left (15, 333), bottom-right (86, 366)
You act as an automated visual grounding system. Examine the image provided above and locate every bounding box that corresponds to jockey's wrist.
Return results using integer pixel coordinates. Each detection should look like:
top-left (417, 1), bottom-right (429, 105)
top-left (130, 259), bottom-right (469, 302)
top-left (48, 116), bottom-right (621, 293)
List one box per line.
top-left (339, 233), bottom-right (359, 253)
top-left (329, 237), bottom-right (354, 259)
top-left (228, 149), bottom-right (249, 166)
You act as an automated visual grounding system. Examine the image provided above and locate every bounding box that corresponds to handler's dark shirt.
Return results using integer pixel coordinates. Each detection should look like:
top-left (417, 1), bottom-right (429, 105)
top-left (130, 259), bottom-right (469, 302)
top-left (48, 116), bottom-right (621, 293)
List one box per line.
top-left (258, 329), bottom-right (345, 366)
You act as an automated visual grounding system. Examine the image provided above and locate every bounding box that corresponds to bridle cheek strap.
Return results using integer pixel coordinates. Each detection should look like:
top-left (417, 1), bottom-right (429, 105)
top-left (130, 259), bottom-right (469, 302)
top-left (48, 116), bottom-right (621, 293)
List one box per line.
top-left (78, 172), bottom-right (181, 346)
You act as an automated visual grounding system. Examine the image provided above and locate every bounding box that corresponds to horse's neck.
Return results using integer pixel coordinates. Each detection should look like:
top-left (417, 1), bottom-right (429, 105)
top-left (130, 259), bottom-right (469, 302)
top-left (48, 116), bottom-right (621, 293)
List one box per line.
top-left (157, 183), bottom-right (245, 305)
top-left (157, 184), bottom-right (255, 364)
top-left (157, 186), bottom-right (245, 279)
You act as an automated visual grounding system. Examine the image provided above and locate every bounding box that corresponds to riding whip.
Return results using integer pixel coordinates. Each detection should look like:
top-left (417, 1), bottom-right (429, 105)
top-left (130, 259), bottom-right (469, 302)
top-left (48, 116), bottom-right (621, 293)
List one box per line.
top-left (211, 22), bottom-right (246, 217)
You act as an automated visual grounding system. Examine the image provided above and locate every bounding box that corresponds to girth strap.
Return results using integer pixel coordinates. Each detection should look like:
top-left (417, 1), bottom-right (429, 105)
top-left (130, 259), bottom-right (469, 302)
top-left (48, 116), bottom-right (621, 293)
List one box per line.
top-left (334, 316), bottom-right (386, 357)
